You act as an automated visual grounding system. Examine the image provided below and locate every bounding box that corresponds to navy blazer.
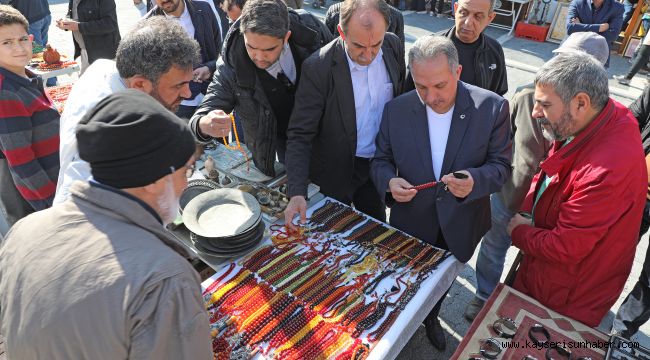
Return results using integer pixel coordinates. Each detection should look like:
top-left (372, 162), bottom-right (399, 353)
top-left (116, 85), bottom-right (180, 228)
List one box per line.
top-left (370, 82), bottom-right (512, 263)
top-left (566, 0), bottom-right (624, 46)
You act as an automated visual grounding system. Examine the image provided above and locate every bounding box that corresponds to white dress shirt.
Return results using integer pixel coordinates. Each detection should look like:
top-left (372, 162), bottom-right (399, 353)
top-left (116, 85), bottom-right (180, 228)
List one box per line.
top-left (165, 1), bottom-right (204, 107)
top-left (54, 59), bottom-right (127, 204)
top-left (426, 105), bottom-right (454, 180)
top-left (345, 49), bottom-right (393, 158)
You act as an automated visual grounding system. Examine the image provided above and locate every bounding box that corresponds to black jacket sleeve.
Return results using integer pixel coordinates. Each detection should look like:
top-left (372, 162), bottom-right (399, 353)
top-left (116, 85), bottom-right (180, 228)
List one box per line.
top-left (285, 54), bottom-right (329, 198)
top-left (630, 85), bottom-right (650, 154)
top-left (78, 0), bottom-right (119, 36)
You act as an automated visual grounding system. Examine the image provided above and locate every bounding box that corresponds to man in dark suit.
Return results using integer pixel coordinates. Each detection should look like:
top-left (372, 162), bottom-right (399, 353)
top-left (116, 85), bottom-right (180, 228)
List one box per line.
top-left (324, 0), bottom-right (405, 46)
top-left (284, 0), bottom-right (405, 226)
top-left (370, 35), bottom-right (511, 350)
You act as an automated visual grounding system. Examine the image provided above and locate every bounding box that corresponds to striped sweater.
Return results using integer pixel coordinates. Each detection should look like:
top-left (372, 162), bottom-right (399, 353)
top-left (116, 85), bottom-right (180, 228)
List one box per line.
top-left (0, 67), bottom-right (60, 211)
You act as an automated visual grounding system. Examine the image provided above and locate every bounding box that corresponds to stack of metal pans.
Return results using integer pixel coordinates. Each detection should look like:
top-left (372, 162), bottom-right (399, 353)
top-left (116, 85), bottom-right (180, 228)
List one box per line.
top-left (179, 179), bottom-right (220, 214)
top-left (182, 188), bottom-right (264, 258)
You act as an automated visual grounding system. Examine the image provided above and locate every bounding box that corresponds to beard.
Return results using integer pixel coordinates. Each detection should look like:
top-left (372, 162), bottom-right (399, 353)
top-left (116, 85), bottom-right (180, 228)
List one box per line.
top-left (160, 0), bottom-right (180, 13)
top-left (150, 87), bottom-right (182, 112)
top-left (537, 109), bottom-right (574, 142)
top-left (157, 175), bottom-right (181, 225)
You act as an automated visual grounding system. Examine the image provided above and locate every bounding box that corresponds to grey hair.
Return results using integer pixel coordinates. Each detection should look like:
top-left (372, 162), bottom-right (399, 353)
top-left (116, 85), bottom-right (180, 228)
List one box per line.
top-left (535, 52), bottom-right (609, 111)
top-left (116, 17), bottom-right (200, 83)
top-left (339, 0), bottom-right (390, 34)
top-left (408, 35), bottom-right (459, 72)
top-left (239, 0), bottom-right (289, 39)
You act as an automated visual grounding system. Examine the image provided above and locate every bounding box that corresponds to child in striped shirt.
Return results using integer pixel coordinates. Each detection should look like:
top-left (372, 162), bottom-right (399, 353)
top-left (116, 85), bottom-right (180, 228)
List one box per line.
top-left (0, 5), bottom-right (59, 226)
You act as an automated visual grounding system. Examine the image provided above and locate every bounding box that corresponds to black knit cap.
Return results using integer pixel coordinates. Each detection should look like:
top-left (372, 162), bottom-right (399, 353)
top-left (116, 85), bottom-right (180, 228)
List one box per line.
top-left (76, 89), bottom-right (196, 189)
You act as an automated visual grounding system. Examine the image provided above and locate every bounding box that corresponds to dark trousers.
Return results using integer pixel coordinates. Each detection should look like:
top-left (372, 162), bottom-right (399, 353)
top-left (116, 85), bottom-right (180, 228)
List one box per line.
top-left (426, 229), bottom-right (452, 321)
top-left (612, 200), bottom-right (650, 337)
top-left (0, 158), bottom-right (34, 227)
top-left (625, 44), bottom-right (650, 80)
top-left (349, 157), bottom-right (386, 222)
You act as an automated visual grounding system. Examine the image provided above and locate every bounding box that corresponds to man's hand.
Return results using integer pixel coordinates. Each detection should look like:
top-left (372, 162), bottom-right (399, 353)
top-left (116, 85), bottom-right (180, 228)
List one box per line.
top-left (570, 17), bottom-right (581, 24)
top-left (388, 178), bottom-right (417, 203)
top-left (440, 170), bottom-right (473, 198)
top-left (193, 66), bottom-right (212, 83)
top-left (284, 195), bottom-right (307, 232)
top-left (507, 213), bottom-right (533, 236)
top-left (599, 22), bottom-right (610, 32)
top-left (56, 18), bottom-right (79, 31)
top-left (198, 110), bottom-right (232, 138)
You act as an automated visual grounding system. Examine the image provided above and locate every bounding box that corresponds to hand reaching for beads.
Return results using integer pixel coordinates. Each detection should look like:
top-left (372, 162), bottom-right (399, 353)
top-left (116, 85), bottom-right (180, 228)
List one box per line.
top-left (389, 178), bottom-right (417, 202)
top-left (441, 170), bottom-right (473, 198)
top-left (198, 110), bottom-right (232, 138)
top-left (284, 195), bottom-right (307, 232)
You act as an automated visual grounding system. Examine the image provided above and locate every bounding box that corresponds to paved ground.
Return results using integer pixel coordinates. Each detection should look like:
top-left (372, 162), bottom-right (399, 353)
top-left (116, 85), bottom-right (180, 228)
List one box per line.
top-left (0, 1), bottom-right (647, 359)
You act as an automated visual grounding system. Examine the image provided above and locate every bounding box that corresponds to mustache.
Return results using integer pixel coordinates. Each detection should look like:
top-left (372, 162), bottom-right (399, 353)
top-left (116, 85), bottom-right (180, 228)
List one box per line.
top-left (537, 118), bottom-right (551, 126)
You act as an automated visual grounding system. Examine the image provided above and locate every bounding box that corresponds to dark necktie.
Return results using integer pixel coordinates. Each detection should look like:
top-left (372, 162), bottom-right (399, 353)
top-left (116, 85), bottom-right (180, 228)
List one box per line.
top-left (277, 71), bottom-right (294, 92)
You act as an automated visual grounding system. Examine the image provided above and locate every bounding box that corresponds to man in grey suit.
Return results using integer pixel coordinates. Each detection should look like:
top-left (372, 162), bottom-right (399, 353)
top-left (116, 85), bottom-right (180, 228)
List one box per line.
top-left (370, 35), bottom-right (511, 350)
top-left (284, 0), bottom-right (405, 227)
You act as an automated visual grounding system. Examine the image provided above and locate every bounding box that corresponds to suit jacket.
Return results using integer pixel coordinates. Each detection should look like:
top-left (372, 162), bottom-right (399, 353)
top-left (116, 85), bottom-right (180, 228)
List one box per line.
top-left (370, 83), bottom-right (512, 263)
top-left (286, 34), bottom-right (405, 200)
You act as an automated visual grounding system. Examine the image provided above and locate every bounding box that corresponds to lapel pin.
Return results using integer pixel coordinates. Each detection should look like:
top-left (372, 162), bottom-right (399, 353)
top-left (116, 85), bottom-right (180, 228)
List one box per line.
top-left (460, 114), bottom-right (466, 119)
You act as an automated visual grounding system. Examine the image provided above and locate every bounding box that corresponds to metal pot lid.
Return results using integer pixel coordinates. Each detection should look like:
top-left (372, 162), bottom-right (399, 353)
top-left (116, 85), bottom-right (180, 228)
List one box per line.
top-left (182, 188), bottom-right (261, 238)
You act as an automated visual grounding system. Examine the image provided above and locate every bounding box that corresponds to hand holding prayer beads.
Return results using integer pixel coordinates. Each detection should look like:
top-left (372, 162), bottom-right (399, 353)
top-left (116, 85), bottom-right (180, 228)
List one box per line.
top-left (199, 109), bottom-right (231, 138)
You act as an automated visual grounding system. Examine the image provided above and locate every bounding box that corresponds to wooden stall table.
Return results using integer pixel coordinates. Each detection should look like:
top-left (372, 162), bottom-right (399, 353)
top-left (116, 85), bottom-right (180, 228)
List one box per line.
top-left (452, 283), bottom-right (610, 359)
top-left (186, 197), bottom-right (464, 360)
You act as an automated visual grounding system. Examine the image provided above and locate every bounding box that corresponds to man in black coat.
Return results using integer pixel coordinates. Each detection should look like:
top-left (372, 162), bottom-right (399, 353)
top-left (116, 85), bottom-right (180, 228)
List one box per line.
top-left (189, 0), bottom-right (333, 176)
top-left (371, 35), bottom-right (510, 350)
top-left (147, 0), bottom-right (222, 119)
top-left (283, 0), bottom-right (405, 226)
top-left (405, 0), bottom-right (508, 96)
top-left (56, 0), bottom-right (120, 72)
top-left (324, 0), bottom-right (405, 46)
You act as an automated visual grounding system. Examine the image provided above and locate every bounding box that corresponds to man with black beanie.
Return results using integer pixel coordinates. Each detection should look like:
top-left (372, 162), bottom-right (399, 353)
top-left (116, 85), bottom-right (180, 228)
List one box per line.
top-left (0, 90), bottom-right (212, 360)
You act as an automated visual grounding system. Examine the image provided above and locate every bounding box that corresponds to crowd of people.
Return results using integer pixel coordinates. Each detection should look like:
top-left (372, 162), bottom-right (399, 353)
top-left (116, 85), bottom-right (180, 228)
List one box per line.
top-left (1, 0), bottom-right (650, 357)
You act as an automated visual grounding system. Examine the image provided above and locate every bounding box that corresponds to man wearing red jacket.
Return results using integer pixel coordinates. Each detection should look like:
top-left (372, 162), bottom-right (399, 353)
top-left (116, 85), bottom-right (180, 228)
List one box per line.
top-left (507, 52), bottom-right (647, 327)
